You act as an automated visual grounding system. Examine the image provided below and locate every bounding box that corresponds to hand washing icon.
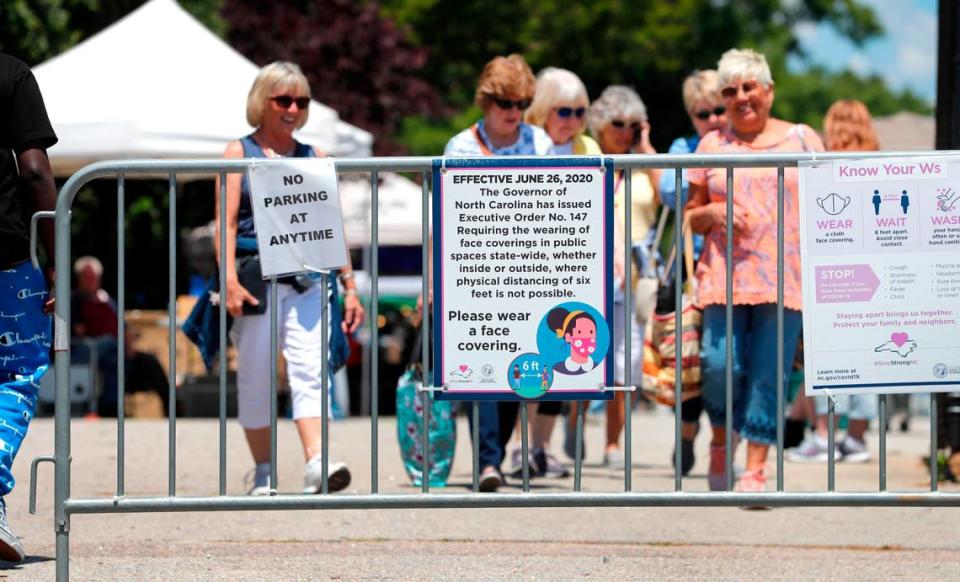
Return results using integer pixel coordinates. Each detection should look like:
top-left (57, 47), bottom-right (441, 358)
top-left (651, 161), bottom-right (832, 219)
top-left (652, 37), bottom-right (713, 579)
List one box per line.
top-left (816, 192), bottom-right (851, 216)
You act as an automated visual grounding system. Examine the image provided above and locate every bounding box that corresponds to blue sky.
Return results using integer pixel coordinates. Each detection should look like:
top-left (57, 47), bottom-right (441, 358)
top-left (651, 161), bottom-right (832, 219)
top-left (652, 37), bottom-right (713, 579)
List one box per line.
top-left (790, 0), bottom-right (937, 104)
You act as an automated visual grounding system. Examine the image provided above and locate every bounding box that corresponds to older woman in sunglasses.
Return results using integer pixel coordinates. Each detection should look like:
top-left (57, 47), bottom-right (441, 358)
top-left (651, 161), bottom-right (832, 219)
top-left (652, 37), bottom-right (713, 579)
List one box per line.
top-left (659, 70), bottom-right (727, 218)
top-left (494, 67), bottom-right (601, 480)
top-left (214, 61), bottom-right (363, 496)
top-left (578, 86), bottom-right (659, 469)
top-left (685, 48), bottom-right (823, 493)
top-left (525, 67), bottom-right (601, 155)
top-left (444, 54), bottom-right (554, 157)
top-left (656, 69), bottom-right (727, 477)
top-left (442, 54), bottom-right (553, 492)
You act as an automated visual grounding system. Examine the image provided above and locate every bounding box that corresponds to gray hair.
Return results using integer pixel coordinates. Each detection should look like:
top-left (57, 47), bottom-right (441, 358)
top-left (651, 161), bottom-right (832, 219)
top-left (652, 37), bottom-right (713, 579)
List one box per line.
top-left (586, 86), bottom-right (647, 139)
top-left (246, 61), bottom-right (312, 128)
top-left (73, 255), bottom-right (103, 276)
top-left (525, 67), bottom-right (590, 128)
top-left (681, 69), bottom-right (722, 113)
top-left (717, 48), bottom-right (773, 88)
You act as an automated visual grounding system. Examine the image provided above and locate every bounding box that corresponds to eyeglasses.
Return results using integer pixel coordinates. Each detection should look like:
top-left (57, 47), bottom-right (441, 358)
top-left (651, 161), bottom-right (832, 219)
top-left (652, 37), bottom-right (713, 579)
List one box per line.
top-left (492, 97), bottom-right (532, 111)
top-left (693, 106), bottom-right (726, 120)
top-left (555, 106), bottom-right (586, 119)
top-left (720, 81), bottom-right (761, 99)
top-left (271, 95), bottom-right (311, 109)
top-left (610, 119), bottom-right (641, 130)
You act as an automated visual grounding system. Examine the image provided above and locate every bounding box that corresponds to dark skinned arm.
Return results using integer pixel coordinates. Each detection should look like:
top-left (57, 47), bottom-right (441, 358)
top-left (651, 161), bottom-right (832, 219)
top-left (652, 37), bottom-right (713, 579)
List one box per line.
top-left (17, 148), bottom-right (57, 311)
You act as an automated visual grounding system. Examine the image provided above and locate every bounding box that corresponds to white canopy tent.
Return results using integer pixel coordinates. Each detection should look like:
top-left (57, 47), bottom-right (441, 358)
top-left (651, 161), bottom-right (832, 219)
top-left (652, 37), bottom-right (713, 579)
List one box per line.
top-left (339, 173), bottom-right (424, 249)
top-left (33, 0), bottom-right (373, 176)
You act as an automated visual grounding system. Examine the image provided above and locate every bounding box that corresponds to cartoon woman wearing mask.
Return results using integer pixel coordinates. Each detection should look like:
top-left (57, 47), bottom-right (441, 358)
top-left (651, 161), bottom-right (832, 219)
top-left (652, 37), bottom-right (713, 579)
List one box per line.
top-left (547, 307), bottom-right (597, 375)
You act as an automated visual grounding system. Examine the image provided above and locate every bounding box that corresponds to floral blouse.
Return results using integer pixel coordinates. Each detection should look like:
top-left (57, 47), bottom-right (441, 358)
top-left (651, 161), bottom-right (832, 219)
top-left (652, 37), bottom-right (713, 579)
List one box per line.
top-left (686, 124), bottom-right (824, 311)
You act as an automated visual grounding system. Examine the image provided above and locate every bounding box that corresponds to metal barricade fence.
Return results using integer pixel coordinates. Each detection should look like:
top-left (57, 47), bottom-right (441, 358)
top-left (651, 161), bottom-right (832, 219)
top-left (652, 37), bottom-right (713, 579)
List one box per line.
top-left (30, 152), bottom-right (960, 580)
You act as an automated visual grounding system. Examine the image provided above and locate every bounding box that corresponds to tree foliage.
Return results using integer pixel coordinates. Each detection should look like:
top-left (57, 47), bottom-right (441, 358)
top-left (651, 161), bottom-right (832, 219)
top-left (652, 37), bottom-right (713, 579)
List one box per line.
top-left (0, 0), bottom-right (97, 64)
top-left (0, 0), bottom-right (225, 65)
top-left (381, 0), bottom-right (929, 154)
top-left (222, 0), bottom-right (444, 155)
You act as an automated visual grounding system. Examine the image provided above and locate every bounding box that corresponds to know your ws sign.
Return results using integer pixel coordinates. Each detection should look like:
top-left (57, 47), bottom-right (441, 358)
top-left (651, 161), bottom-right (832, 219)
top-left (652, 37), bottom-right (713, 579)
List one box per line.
top-left (799, 155), bottom-right (960, 395)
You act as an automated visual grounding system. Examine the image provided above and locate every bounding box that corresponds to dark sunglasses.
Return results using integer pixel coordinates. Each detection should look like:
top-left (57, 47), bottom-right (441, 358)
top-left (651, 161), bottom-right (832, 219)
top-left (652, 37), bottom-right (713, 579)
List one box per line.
top-left (492, 97), bottom-right (531, 111)
top-left (611, 119), bottom-right (641, 130)
top-left (556, 106), bottom-right (586, 119)
top-left (271, 95), bottom-right (311, 109)
top-left (693, 106), bottom-right (726, 120)
top-left (720, 81), bottom-right (761, 99)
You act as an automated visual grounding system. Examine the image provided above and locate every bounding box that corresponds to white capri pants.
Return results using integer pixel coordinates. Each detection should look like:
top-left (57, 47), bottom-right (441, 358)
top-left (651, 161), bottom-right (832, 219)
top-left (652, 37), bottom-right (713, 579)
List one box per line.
top-left (230, 283), bottom-right (332, 429)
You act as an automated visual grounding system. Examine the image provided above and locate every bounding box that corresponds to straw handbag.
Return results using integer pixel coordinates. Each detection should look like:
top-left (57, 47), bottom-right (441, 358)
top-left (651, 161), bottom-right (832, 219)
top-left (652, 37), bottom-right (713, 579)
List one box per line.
top-left (641, 218), bottom-right (702, 406)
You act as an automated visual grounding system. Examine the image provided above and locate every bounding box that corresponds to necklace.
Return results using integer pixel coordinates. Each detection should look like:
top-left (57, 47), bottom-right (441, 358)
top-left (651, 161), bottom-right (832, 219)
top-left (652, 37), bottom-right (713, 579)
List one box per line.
top-left (254, 132), bottom-right (294, 158)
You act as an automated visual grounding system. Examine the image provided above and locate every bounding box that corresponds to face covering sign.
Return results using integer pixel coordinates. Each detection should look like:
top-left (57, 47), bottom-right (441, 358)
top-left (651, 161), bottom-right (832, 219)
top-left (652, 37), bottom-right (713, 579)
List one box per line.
top-left (799, 155), bottom-right (960, 395)
top-left (432, 158), bottom-right (615, 402)
top-left (247, 158), bottom-right (349, 278)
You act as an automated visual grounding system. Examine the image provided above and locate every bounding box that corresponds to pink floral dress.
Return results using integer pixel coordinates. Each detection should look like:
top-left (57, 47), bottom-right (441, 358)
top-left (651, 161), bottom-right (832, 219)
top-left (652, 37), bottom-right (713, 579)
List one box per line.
top-left (686, 125), bottom-right (824, 311)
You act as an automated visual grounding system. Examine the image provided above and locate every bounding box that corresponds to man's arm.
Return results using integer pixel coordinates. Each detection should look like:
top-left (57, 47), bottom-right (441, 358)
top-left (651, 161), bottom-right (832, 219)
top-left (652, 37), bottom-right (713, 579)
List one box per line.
top-left (17, 148), bottom-right (57, 309)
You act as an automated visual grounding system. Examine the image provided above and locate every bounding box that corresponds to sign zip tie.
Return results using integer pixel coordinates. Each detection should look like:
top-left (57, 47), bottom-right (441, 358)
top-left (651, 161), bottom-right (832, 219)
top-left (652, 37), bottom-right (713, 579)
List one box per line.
top-left (301, 263), bottom-right (332, 275)
top-left (440, 157), bottom-right (447, 174)
top-left (417, 384), bottom-right (447, 393)
top-left (599, 385), bottom-right (637, 392)
top-left (823, 390), bottom-right (843, 412)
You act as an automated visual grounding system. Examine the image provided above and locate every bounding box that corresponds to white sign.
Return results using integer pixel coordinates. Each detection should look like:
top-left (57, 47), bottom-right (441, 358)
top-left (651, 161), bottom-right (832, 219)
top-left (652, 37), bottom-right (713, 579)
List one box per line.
top-left (799, 155), bottom-right (960, 395)
top-left (433, 159), bottom-right (614, 401)
top-left (248, 158), bottom-right (349, 278)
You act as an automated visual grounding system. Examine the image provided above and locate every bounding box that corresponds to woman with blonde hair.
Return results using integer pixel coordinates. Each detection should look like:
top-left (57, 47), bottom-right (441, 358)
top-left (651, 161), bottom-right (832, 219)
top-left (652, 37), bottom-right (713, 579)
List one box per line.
top-left (657, 69), bottom-right (728, 476)
top-left (686, 48), bottom-right (824, 493)
top-left (503, 66), bottom-right (601, 481)
top-left (525, 67), bottom-right (601, 155)
top-left (212, 61), bottom-right (364, 495)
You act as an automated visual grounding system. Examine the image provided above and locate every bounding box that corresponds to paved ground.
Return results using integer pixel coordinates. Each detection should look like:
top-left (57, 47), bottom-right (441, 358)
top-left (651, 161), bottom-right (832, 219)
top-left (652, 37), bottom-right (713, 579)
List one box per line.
top-left (3, 407), bottom-right (959, 580)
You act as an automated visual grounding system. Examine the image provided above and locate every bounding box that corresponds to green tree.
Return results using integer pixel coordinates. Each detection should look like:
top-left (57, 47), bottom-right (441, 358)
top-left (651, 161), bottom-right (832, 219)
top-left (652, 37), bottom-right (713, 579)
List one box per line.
top-left (776, 68), bottom-right (933, 129)
top-left (0, 0), bottom-right (225, 66)
top-left (381, 0), bottom-right (929, 153)
top-left (0, 0), bottom-right (97, 64)
top-left (222, 0), bottom-right (444, 154)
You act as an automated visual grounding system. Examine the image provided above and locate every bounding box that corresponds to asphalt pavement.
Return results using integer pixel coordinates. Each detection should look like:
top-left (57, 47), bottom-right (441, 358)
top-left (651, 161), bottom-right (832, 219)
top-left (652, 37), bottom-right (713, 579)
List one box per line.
top-left (4, 406), bottom-right (959, 580)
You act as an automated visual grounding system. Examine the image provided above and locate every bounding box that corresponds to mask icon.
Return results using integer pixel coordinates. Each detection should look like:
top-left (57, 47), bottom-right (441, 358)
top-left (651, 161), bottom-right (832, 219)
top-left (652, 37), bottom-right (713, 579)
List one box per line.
top-left (817, 192), bottom-right (851, 216)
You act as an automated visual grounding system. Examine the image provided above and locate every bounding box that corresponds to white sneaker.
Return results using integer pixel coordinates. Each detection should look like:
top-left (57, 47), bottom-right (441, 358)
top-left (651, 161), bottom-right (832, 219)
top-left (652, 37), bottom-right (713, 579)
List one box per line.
top-left (839, 435), bottom-right (870, 463)
top-left (786, 434), bottom-right (838, 463)
top-left (304, 455), bottom-right (351, 494)
top-left (245, 463), bottom-right (272, 496)
top-left (0, 499), bottom-right (25, 562)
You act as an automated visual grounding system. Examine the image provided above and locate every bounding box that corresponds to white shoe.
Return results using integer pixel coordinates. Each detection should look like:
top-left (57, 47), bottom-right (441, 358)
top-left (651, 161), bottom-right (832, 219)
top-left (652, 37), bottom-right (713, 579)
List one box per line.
top-left (786, 435), bottom-right (837, 463)
top-left (246, 463), bottom-right (272, 496)
top-left (0, 499), bottom-right (24, 563)
top-left (304, 456), bottom-right (351, 494)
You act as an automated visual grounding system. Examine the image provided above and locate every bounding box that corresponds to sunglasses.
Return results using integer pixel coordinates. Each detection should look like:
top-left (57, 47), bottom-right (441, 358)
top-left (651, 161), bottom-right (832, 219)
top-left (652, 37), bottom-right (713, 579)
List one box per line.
top-left (492, 97), bottom-right (532, 111)
top-left (720, 81), bottom-right (761, 99)
top-left (556, 106), bottom-right (586, 119)
top-left (271, 95), bottom-right (311, 109)
top-left (610, 119), bottom-right (641, 130)
top-left (693, 106), bottom-right (726, 120)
